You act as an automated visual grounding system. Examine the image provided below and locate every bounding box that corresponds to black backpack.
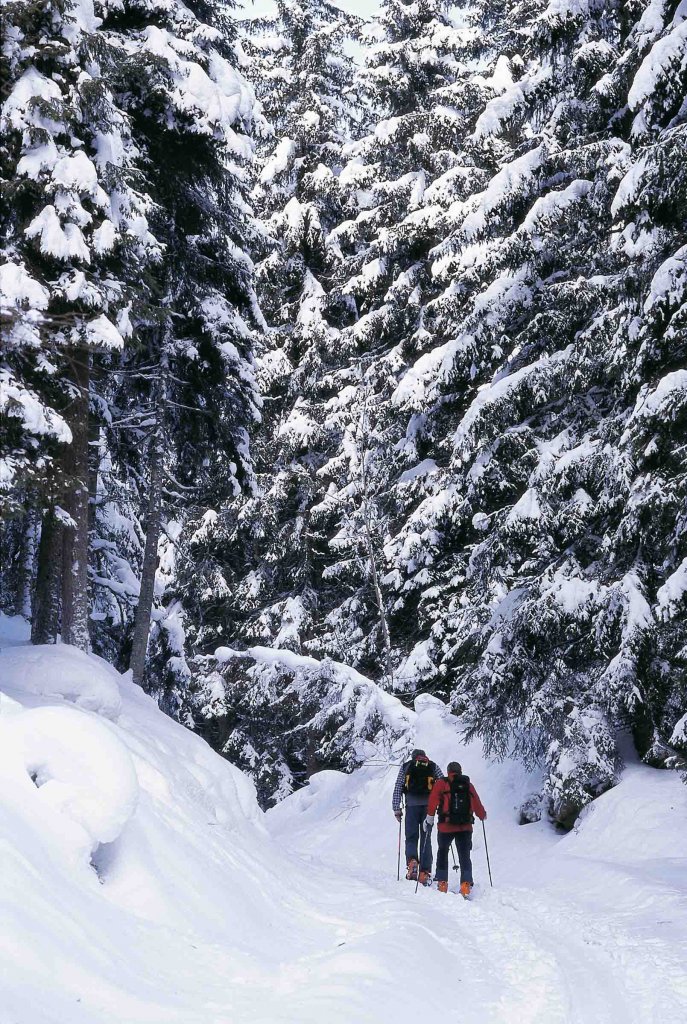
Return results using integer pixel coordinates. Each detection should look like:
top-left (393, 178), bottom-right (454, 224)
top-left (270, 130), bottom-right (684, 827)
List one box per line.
top-left (440, 774), bottom-right (473, 826)
top-left (403, 756), bottom-right (435, 796)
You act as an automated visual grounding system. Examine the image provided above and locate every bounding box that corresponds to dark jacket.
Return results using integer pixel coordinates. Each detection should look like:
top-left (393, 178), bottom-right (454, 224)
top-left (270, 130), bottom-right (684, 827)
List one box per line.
top-left (392, 758), bottom-right (444, 811)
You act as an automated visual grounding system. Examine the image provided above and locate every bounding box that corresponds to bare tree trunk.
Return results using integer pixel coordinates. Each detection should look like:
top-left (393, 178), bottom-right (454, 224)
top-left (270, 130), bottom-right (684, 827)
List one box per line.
top-left (86, 412), bottom-right (103, 648)
top-left (357, 383), bottom-right (394, 686)
top-left (361, 497), bottom-right (394, 685)
top-left (88, 405), bottom-right (101, 533)
top-left (61, 353), bottom-right (91, 650)
top-left (129, 402), bottom-right (164, 686)
top-left (14, 508), bottom-right (37, 618)
top-left (31, 507), bottom-right (62, 644)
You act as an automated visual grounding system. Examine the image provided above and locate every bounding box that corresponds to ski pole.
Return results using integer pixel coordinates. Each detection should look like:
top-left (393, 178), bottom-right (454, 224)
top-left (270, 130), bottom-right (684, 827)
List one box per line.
top-left (451, 839), bottom-right (459, 872)
top-left (396, 809), bottom-right (402, 882)
top-left (482, 819), bottom-right (493, 887)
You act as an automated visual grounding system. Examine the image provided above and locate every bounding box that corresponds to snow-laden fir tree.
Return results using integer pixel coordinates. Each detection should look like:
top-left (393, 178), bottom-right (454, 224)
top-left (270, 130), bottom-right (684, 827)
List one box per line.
top-left (219, 0), bottom-right (364, 653)
top-left (257, 0), bottom-right (492, 677)
top-left (88, 0), bottom-right (262, 688)
top-left (599, 0), bottom-right (687, 773)
top-left (382, 0), bottom-right (687, 824)
top-left (0, 0), bottom-right (156, 647)
top-left (162, 0), bottom-right (371, 792)
top-left (1, 0), bottom-right (261, 679)
top-left (312, 0), bottom-right (509, 677)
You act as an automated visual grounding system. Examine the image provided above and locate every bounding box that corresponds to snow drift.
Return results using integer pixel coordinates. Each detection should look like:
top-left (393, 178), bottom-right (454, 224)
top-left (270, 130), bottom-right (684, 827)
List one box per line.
top-left (2, 618), bottom-right (687, 1023)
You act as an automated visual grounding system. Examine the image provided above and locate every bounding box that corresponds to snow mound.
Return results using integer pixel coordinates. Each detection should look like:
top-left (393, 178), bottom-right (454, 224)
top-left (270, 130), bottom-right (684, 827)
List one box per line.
top-left (0, 704), bottom-right (139, 868)
top-left (561, 763), bottom-right (687, 863)
top-left (0, 642), bottom-right (122, 718)
top-left (0, 639), bottom-right (289, 1023)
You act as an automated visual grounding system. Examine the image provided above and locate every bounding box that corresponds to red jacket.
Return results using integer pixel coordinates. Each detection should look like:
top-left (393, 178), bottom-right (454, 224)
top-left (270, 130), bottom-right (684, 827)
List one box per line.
top-left (427, 774), bottom-right (486, 833)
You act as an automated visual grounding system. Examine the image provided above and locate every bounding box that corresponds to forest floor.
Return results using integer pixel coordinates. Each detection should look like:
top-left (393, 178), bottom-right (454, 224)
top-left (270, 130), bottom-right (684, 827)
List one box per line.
top-left (1, 614), bottom-right (686, 1024)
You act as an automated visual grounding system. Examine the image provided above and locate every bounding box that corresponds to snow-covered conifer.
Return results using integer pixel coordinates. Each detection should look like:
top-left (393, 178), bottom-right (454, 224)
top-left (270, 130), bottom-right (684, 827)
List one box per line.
top-left (1, 0), bottom-right (155, 646)
top-left (172, 0), bottom-right (361, 660)
top-left (104, 0), bottom-right (264, 694)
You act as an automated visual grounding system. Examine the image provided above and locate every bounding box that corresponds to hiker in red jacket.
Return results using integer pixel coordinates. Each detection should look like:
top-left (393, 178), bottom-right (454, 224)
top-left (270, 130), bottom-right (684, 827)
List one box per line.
top-left (423, 761), bottom-right (486, 897)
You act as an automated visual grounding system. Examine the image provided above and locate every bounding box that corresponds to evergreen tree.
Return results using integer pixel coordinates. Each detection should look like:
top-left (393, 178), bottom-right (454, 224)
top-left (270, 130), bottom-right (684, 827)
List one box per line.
top-left (109, 0), bottom-right (263, 695)
top-left (307, 0), bottom-right (500, 675)
top-left (383, 0), bottom-right (687, 823)
top-left (0, 0), bottom-right (155, 647)
top-left (1, 0), bottom-right (685, 822)
top-left (1, 0), bottom-right (260, 672)
top-left (169, 1), bottom-right (361, 663)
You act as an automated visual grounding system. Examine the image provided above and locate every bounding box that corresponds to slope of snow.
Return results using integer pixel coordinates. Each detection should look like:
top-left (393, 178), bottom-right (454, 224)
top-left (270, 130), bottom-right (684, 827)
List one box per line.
top-left (268, 696), bottom-right (687, 1023)
top-left (1, 619), bottom-right (686, 1023)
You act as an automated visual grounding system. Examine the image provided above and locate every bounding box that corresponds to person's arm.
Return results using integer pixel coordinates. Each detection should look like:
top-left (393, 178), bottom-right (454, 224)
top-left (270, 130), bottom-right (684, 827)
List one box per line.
top-left (392, 763), bottom-right (406, 816)
top-left (470, 784), bottom-right (487, 821)
top-left (434, 762), bottom-right (444, 781)
top-left (426, 779), bottom-right (444, 819)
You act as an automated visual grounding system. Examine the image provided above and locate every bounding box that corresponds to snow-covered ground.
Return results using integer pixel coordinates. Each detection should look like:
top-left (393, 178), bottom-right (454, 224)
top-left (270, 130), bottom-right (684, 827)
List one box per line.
top-left (2, 613), bottom-right (686, 1023)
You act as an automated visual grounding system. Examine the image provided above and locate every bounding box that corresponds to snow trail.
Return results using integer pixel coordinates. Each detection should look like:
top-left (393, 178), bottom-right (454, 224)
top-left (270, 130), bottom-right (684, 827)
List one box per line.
top-left (1, 620), bottom-right (686, 1023)
top-left (267, 698), bottom-right (687, 1024)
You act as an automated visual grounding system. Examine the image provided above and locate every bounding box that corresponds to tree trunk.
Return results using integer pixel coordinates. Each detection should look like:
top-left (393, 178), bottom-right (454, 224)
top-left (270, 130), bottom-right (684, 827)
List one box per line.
top-left (88, 407), bottom-right (101, 533)
top-left (60, 353), bottom-right (91, 650)
top-left (129, 409), bottom-right (164, 686)
top-left (31, 507), bottom-right (62, 645)
top-left (14, 507), bottom-right (37, 618)
top-left (86, 413), bottom-right (103, 648)
top-left (357, 384), bottom-right (394, 686)
top-left (362, 503), bottom-right (394, 686)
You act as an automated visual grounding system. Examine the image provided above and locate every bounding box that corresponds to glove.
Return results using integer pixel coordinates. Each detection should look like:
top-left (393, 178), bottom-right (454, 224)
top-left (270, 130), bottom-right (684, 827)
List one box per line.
top-left (423, 815), bottom-right (434, 833)
top-left (394, 810), bottom-right (402, 822)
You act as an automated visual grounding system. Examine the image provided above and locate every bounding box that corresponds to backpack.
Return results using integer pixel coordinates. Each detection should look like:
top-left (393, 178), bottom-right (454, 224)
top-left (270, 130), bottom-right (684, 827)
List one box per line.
top-left (403, 756), bottom-right (435, 796)
top-left (439, 774), bottom-right (473, 826)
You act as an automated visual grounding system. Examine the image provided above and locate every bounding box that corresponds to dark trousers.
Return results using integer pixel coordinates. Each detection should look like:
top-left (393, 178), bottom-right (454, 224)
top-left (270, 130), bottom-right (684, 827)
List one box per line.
top-left (435, 830), bottom-right (473, 884)
top-left (405, 803), bottom-right (433, 871)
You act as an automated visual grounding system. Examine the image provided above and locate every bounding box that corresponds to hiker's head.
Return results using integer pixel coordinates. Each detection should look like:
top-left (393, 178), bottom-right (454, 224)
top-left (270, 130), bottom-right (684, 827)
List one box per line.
top-left (447, 761), bottom-right (462, 775)
top-left (411, 748), bottom-right (426, 758)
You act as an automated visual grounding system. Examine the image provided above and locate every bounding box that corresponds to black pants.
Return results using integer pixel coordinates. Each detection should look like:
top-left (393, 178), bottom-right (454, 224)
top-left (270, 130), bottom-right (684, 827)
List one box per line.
top-left (405, 803), bottom-right (433, 871)
top-left (435, 831), bottom-right (473, 884)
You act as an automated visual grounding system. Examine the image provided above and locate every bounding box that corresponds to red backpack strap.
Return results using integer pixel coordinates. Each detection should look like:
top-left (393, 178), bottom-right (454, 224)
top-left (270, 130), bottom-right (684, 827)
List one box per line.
top-left (438, 781), bottom-right (450, 821)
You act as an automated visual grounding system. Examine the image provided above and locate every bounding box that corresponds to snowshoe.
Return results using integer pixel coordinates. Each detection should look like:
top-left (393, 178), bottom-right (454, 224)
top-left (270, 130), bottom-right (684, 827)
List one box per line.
top-left (460, 881), bottom-right (473, 900)
top-left (437, 881), bottom-right (449, 894)
top-left (418, 870), bottom-right (432, 887)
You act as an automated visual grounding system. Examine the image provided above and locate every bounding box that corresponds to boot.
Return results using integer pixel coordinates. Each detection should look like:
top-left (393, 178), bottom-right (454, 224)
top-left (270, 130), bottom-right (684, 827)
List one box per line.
top-left (460, 881), bottom-right (472, 899)
top-left (437, 881), bottom-right (448, 893)
top-left (406, 858), bottom-right (418, 881)
top-left (418, 870), bottom-right (431, 886)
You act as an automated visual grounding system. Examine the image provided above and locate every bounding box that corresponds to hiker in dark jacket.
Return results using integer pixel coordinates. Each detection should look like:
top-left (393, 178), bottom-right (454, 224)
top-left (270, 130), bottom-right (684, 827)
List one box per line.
top-left (424, 761), bottom-right (486, 897)
top-left (392, 748), bottom-right (444, 884)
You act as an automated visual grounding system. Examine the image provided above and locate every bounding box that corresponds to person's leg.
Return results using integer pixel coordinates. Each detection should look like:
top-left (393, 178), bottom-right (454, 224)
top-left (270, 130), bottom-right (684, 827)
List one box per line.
top-left (405, 804), bottom-right (422, 864)
top-left (455, 831), bottom-right (474, 885)
top-left (434, 831), bottom-right (451, 882)
top-left (419, 816), bottom-right (434, 873)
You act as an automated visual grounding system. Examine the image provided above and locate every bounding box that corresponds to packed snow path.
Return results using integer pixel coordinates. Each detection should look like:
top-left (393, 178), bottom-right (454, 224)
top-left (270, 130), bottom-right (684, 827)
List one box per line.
top-left (1, 619), bottom-right (686, 1024)
top-left (268, 705), bottom-right (687, 1024)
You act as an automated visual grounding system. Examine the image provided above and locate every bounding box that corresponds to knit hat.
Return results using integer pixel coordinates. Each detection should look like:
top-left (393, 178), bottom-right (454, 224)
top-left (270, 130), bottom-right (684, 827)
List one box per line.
top-left (447, 761), bottom-right (462, 774)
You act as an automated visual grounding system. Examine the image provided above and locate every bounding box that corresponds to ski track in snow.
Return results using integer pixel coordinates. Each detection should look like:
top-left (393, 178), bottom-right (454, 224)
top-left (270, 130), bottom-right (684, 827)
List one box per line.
top-left (265, 700), bottom-right (687, 1024)
top-left (265, 843), bottom-right (681, 1024)
top-left (1, 619), bottom-right (686, 1024)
